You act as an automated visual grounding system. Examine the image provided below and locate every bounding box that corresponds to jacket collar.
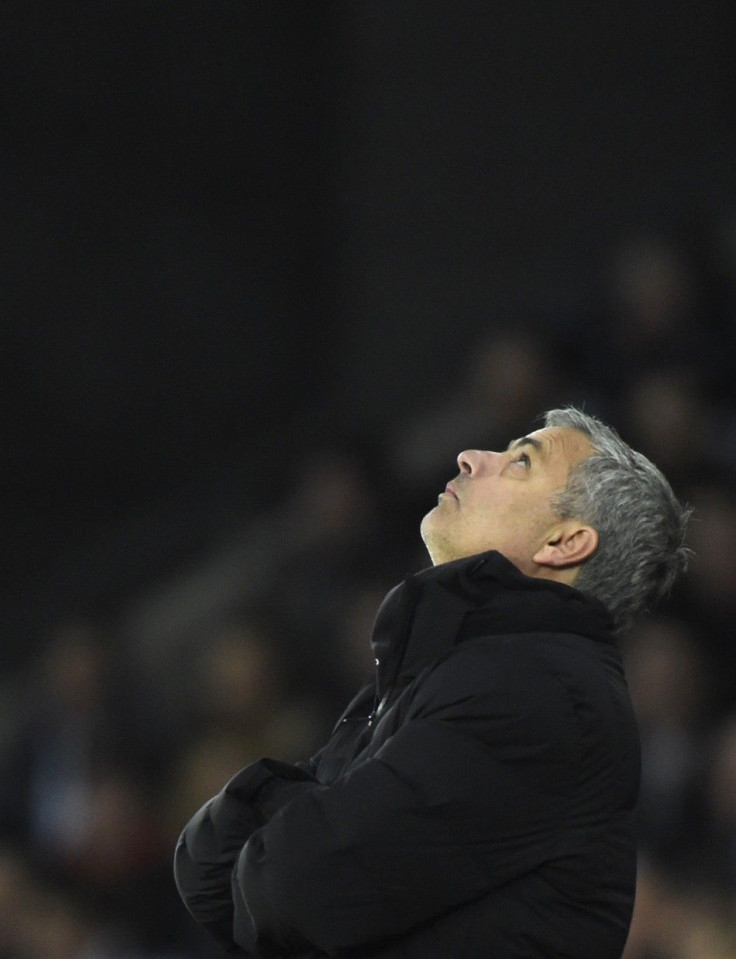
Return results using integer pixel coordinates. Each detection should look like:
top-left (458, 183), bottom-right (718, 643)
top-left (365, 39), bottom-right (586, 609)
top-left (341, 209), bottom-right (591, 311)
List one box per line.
top-left (370, 550), bottom-right (616, 701)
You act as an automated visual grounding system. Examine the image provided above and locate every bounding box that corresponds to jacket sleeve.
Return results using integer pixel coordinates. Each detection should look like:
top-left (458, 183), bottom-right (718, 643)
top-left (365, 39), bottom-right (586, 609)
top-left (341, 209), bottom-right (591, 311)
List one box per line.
top-left (174, 757), bottom-right (319, 953)
top-left (231, 643), bottom-right (577, 956)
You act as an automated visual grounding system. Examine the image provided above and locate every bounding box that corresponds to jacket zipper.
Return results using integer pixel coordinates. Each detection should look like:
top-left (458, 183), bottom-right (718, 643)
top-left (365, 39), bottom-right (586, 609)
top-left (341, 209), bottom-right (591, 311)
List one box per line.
top-left (367, 575), bottom-right (420, 727)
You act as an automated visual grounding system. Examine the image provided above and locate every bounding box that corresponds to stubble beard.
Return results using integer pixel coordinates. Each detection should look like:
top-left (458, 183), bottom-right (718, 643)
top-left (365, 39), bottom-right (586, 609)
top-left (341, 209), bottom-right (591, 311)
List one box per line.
top-left (420, 506), bottom-right (459, 567)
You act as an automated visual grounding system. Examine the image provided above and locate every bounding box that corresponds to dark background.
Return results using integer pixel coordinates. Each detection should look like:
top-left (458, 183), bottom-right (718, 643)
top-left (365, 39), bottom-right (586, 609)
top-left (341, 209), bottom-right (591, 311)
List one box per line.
top-left (2, 1), bottom-right (734, 661)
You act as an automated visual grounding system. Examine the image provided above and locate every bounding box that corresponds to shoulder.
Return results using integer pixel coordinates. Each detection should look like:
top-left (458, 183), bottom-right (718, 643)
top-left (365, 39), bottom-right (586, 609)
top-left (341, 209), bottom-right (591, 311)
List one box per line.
top-left (403, 631), bottom-right (632, 750)
top-left (408, 633), bottom-right (576, 710)
top-left (400, 635), bottom-right (576, 745)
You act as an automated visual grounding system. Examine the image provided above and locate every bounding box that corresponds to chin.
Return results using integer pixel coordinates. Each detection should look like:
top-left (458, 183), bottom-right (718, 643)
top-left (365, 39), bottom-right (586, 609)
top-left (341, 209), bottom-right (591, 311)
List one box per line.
top-left (420, 506), bottom-right (446, 540)
top-left (420, 529), bottom-right (455, 568)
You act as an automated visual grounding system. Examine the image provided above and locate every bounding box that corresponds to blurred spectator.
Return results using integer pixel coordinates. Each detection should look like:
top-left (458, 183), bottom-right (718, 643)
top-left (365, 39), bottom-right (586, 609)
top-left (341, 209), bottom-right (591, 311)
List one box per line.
top-left (256, 444), bottom-right (400, 695)
top-left (686, 482), bottom-right (736, 614)
top-left (0, 619), bottom-right (151, 859)
top-left (562, 230), bottom-right (735, 419)
top-left (623, 858), bottom-right (735, 959)
top-left (679, 481), bottom-right (736, 700)
top-left (325, 580), bottom-right (391, 705)
top-left (163, 615), bottom-right (328, 860)
top-left (619, 367), bottom-right (710, 491)
top-left (0, 844), bottom-right (174, 958)
top-left (0, 619), bottom-right (187, 954)
top-left (698, 716), bottom-right (736, 893)
top-left (0, 846), bottom-right (31, 957)
top-left (388, 327), bottom-right (565, 516)
top-left (621, 617), bottom-right (711, 874)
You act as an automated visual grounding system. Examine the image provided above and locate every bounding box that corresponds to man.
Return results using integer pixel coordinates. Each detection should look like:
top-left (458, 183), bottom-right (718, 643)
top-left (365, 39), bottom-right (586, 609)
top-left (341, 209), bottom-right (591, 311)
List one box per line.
top-left (174, 407), bottom-right (690, 958)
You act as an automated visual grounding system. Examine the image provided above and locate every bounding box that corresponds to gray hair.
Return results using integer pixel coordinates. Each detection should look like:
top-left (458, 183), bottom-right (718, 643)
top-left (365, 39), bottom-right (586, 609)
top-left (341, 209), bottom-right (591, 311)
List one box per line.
top-left (543, 407), bottom-right (691, 634)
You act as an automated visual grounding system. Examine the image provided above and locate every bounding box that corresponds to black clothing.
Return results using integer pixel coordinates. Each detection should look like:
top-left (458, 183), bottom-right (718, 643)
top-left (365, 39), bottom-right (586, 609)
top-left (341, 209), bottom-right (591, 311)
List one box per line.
top-left (175, 551), bottom-right (640, 958)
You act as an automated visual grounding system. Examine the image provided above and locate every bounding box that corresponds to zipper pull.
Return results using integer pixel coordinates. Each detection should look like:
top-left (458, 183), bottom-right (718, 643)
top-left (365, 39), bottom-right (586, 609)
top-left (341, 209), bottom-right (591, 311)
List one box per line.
top-left (369, 690), bottom-right (391, 727)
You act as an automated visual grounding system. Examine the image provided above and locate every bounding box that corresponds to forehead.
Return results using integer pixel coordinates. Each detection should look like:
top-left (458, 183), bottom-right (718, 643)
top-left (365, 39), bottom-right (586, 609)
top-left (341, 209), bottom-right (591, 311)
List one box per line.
top-left (525, 426), bottom-right (593, 468)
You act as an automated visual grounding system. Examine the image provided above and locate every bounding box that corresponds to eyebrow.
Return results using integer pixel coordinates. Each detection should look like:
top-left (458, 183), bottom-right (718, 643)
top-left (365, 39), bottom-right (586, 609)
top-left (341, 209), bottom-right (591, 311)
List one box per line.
top-left (506, 435), bottom-right (545, 456)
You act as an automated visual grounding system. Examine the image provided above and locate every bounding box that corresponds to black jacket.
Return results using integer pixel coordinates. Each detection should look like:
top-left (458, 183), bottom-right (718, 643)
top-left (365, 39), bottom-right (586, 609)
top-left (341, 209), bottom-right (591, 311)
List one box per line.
top-left (174, 551), bottom-right (640, 958)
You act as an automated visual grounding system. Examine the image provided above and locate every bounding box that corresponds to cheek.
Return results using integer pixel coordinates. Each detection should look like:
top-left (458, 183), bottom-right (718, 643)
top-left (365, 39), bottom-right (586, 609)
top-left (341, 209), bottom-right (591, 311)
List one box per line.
top-left (473, 497), bottom-right (542, 543)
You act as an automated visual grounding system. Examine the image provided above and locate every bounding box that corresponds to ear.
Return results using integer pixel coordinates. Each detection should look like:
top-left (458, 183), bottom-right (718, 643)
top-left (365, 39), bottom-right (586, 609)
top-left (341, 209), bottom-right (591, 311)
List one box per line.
top-left (533, 522), bottom-right (599, 569)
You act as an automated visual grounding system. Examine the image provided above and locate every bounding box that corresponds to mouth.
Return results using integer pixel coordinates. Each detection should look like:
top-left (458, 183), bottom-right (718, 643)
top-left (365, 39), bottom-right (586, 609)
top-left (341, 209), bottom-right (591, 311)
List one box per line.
top-left (443, 483), bottom-right (459, 501)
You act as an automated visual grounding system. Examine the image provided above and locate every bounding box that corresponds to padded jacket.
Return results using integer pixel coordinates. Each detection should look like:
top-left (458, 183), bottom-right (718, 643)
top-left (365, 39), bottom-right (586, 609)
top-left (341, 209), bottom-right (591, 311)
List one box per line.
top-left (174, 550), bottom-right (640, 958)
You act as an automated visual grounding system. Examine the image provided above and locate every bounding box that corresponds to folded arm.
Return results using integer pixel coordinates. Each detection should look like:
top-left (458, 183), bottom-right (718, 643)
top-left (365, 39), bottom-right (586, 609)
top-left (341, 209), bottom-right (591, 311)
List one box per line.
top-left (174, 758), bottom-right (320, 952)
top-left (230, 647), bottom-right (572, 955)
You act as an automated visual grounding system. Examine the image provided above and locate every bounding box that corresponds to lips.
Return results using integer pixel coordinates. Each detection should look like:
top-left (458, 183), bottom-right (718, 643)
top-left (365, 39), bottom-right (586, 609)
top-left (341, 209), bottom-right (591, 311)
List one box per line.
top-left (444, 483), bottom-right (459, 500)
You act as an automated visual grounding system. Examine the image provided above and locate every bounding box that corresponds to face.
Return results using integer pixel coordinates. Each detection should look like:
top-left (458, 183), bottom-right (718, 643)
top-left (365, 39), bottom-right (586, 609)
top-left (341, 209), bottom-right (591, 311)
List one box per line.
top-left (420, 426), bottom-right (593, 576)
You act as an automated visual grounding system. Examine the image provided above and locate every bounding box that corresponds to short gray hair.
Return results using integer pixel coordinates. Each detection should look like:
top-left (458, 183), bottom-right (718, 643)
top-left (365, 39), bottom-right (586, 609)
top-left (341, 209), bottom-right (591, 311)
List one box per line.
top-left (543, 407), bottom-right (691, 634)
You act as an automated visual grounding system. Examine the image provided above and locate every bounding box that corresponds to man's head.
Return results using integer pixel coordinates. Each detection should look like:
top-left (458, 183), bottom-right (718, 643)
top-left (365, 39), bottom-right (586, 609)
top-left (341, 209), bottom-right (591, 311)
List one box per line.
top-left (420, 406), bottom-right (691, 633)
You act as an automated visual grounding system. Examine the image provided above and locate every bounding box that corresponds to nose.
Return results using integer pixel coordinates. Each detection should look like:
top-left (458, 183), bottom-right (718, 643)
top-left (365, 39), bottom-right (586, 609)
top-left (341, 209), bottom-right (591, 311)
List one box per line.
top-left (457, 448), bottom-right (505, 476)
top-left (457, 449), bottom-right (495, 476)
top-left (457, 450), bottom-right (477, 475)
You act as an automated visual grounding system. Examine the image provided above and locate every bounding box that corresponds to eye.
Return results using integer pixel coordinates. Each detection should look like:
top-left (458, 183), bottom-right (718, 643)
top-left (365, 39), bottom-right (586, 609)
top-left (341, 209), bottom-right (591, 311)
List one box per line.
top-left (513, 452), bottom-right (531, 469)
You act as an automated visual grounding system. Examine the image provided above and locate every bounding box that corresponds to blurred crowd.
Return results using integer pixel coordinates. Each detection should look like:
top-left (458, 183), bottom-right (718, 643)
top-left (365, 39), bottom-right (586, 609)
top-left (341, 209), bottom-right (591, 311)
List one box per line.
top-left (1, 224), bottom-right (736, 958)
